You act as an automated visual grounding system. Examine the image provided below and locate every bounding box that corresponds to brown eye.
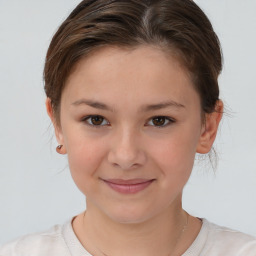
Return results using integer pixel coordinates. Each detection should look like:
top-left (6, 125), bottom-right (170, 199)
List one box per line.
top-left (152, 117), bottom-right (166, 126)
top-left (84, 115), bottom-right (109, 126)
top-left (147, 116), bottom-right (174, 128)
top-left (91, 116), bottom-right (104, 125)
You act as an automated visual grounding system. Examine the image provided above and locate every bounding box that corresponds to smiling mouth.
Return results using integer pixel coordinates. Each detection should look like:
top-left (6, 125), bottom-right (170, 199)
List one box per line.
top-left (101, 179), bottom-right (155, 194)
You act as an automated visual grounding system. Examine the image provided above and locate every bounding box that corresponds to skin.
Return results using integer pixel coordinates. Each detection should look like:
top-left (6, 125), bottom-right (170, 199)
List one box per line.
top-left (46, 45), bottom-right (223, 256)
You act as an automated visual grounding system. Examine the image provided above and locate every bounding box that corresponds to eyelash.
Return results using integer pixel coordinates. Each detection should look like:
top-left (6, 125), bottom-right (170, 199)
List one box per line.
top-left (81, 115), bottom-right (176, 129)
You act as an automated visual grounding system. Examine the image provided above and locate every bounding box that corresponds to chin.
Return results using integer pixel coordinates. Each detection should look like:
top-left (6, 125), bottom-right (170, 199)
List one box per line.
top-left (103, 204), bottom-right (158, 225)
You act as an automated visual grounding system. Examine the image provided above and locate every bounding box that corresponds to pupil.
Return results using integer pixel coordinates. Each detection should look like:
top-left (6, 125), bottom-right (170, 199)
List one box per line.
top-left (153, 117), bottom-right (165, 126)
top-left (92, 116), bottom-right (103, 125)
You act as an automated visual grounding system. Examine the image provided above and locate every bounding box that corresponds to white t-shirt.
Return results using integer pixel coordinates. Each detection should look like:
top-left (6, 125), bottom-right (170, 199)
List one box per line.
top-left (1, 218), bottom-right (256, 256)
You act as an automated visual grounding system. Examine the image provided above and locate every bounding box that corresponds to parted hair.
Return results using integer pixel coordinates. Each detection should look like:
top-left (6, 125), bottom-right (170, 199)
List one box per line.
top-left (44, 0), bottom-right (222, 124)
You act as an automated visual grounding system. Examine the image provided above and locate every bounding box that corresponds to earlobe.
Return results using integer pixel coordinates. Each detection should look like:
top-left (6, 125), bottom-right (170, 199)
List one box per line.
top-left (196, 100), bottom-right (223, 154)
top-left (45, 98), bottom-right (67, 154)
top-left (56, 145), bottom-right (66, 155)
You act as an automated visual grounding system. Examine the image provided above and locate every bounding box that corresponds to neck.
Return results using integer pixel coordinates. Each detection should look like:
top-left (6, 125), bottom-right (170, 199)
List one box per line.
top-left (73, 196), bottom-right (190, 256)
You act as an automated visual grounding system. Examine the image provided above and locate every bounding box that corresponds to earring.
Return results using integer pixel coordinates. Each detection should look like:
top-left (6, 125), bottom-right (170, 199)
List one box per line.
top-left (56, 145), bottom-right (63, 154)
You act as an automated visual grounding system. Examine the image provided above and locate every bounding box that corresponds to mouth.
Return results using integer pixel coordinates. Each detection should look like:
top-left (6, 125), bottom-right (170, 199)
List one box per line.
top-left (101, 178), bottom-right (155, 194)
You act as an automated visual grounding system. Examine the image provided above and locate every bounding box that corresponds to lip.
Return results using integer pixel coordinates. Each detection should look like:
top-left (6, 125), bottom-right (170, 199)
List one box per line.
top-left (102, 178), bottom-right (155, 194)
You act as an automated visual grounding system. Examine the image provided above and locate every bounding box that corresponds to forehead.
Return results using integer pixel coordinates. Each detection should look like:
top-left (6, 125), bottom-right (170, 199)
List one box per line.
top-left (63, 45), bottom-right (200, 110)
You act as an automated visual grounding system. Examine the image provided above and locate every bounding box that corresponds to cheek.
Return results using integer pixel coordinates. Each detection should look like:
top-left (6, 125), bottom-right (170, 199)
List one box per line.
top-left (65, 135), bottom-right (107, 193)
top-left (149, 126), bottom-right (201, 179)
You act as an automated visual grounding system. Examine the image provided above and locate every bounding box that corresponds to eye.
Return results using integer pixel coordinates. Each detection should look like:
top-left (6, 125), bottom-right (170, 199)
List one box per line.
top-left (147, 116), bottom-right (175, 128)
top-left (82, 115), bottom-right (109, 127)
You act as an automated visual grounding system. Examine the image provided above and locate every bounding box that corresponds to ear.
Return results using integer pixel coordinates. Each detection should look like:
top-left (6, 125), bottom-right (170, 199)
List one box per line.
top-left (45, 98), bottom-right (67, 154)
top-left (196, 100), bottom-right (223, 154)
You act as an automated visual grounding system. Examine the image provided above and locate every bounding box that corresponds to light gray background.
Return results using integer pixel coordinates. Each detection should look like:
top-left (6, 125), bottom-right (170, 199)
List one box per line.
top-left (0, 0), bottom-right (256, 245)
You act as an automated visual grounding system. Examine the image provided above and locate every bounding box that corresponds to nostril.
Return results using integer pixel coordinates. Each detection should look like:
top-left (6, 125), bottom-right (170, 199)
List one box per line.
top-left (107, 138), bottom-right (147, 170)
top-left (111, 161), bottom-right (140, 170)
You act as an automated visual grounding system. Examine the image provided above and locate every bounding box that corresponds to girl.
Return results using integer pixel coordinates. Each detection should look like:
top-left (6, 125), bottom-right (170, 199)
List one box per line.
top-left (1, 0), bottom-right (255, 255)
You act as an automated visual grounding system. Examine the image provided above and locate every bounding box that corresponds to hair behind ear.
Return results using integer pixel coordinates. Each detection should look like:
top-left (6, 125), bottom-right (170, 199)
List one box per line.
top-left (45, 98), bottom-right (67, 154)
top-left (196, 100), bottom-right (223, 154)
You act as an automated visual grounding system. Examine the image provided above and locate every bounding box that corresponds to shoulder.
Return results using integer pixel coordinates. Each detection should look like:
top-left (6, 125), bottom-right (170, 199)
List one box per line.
top-left (0, 224), bottom-right (70, 256)
top-left (203, 219), bottom-right (256, 255)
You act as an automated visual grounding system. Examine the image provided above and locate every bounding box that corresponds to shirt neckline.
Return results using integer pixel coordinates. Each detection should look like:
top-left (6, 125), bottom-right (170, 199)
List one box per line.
top-left (62, 217), bottom-right (210, 256)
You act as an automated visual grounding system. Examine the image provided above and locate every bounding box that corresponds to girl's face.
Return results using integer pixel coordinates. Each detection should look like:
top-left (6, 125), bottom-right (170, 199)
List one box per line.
top-left (49, 46), bottom-right (221, 224)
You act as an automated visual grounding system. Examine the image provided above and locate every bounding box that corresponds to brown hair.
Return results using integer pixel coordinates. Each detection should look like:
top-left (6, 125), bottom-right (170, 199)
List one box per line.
top-left (44, 0), bottom-right (222, 125)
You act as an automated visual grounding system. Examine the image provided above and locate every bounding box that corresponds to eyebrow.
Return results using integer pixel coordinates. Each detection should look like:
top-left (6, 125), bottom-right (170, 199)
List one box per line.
top-left (71, 99), bottom-right (185, 112)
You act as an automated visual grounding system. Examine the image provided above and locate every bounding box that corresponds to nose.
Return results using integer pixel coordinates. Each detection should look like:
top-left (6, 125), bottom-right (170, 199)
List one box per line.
top-left (107, 128), bottom-right (147, 170)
